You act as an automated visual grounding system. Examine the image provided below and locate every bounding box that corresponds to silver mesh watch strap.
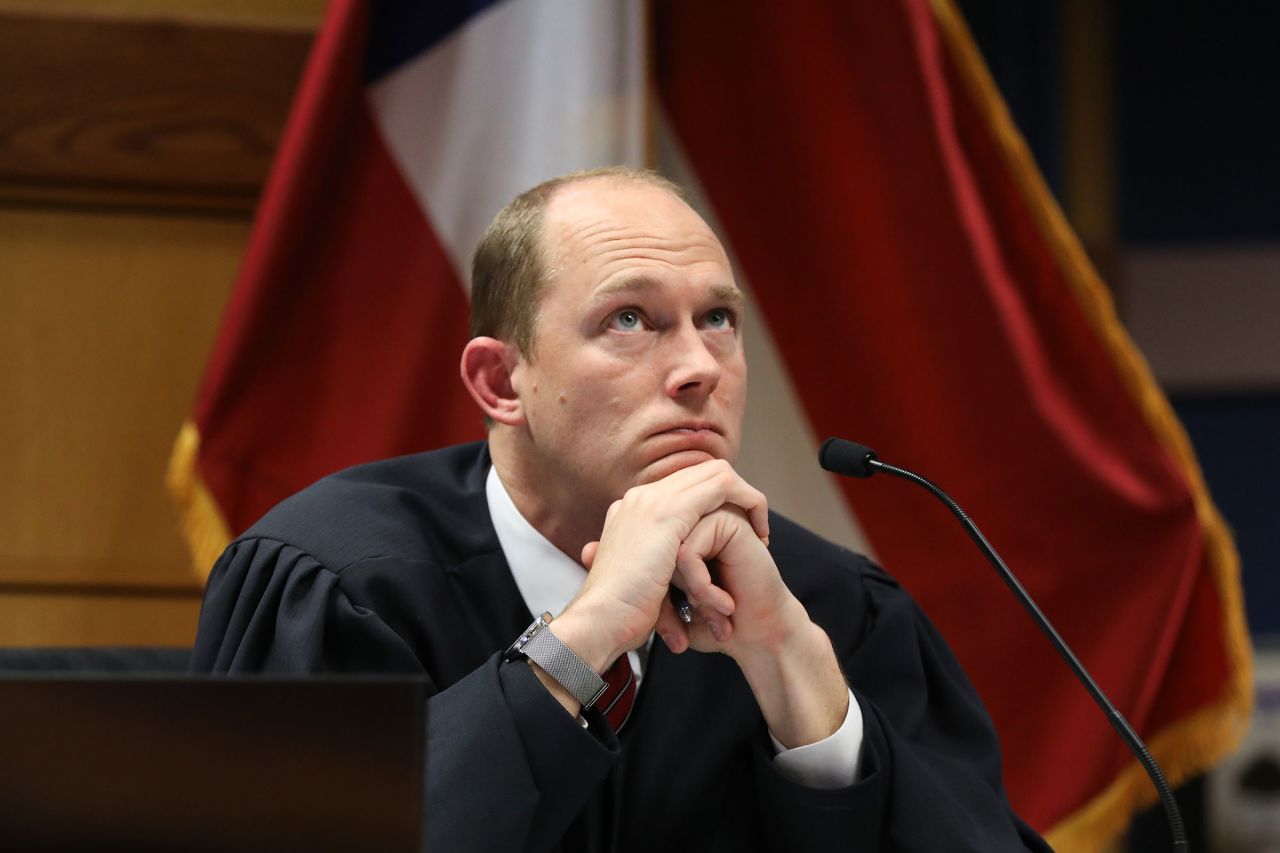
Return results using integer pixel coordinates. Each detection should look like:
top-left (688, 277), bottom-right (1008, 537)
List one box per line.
top-left (517, 613), bottom-right (608, 709)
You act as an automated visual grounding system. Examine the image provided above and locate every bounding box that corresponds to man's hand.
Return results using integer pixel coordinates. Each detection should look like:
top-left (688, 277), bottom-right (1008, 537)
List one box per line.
top-left (548, 459), bottom-right (768, 678)
top-left (665, 506), bottom-right (850, 748)
top-left (567, 466), bottom-right (849, 749)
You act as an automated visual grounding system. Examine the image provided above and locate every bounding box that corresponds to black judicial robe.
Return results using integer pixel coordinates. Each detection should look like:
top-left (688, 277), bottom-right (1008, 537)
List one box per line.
top-left (191, 442), bottom-right (1050, 852)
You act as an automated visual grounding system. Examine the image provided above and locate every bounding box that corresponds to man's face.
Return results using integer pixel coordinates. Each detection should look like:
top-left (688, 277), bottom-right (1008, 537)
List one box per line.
top-left (511, 178), bottom-right (748, 508)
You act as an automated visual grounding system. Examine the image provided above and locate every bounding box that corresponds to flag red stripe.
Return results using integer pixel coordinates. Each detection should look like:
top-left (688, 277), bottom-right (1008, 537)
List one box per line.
top-left (657, 0), bottom-right (1228, 830)
top-left (194, 0), bottom-right (368, 428)
top-left (193, 8), bottom-right (482, 533)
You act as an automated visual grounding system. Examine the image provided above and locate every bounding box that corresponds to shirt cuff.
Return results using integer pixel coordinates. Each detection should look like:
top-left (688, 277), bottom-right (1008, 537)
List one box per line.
top-left (768, 688), bottom-right (863, 789)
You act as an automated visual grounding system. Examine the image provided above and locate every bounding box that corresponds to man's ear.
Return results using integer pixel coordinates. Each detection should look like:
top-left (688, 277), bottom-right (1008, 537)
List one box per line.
top-left (460, 337), bottom-right (525, 426)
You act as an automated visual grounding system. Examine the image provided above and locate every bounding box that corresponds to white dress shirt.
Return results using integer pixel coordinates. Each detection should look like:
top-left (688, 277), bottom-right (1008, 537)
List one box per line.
top-left (486, 465), bottom-right (863, 789)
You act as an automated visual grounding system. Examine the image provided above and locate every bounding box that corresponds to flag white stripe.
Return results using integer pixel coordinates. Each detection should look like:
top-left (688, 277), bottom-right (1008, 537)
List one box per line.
top-left (367, 0), bottom-right (647, 288)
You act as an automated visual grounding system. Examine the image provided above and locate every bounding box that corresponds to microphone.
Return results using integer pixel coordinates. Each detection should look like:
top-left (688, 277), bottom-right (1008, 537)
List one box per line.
top-left (819, 437), bottom-right (1188, 851)
top-left (817, 438), bottom-right (878, 478)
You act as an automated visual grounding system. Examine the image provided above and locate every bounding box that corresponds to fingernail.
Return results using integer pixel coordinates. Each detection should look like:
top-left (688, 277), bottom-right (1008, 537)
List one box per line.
top-left (708, 621), bottom-right (724, 642)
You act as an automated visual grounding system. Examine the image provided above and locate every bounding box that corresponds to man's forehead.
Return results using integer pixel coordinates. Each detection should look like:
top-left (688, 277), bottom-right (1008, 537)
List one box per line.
top-left (545, 184), bottom-right (727, 276)
top-left (533, 176), bottom-right (738, 307)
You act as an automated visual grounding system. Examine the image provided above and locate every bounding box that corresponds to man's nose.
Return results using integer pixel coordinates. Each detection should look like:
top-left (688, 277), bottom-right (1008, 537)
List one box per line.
top-left (665, 325), bottom-right (721, 398)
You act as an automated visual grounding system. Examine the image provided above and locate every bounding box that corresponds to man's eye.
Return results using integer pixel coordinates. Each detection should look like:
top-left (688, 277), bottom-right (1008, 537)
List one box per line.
top-left (610, 309), bottom-right (644, 331)
top-left (706, 308), bottom-right (735, 329)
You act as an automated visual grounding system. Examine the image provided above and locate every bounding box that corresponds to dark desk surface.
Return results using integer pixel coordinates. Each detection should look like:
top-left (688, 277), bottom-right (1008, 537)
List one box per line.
top-left (0, 675), bottom-right (427, 852)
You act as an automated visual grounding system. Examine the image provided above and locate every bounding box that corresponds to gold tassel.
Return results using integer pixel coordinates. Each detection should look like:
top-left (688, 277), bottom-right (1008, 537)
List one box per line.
top-left (166, 421), bottom-right (233, 581)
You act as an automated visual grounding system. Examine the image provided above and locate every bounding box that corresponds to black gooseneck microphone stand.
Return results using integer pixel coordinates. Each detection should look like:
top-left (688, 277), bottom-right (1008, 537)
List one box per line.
top-left (819, 437), bottom-right (1188, 852)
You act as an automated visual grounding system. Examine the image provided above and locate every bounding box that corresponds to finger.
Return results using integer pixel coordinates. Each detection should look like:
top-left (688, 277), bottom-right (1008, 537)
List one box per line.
top-left (672, 462), bottom-right (770, 541)
top-left (681, 601), bottom-right (733, 648)
top-left (580, 540), bottom-right (600, 569)
top-left (654, 596), bottom-right (690, 654)
top-left (675, 543), bottom-right (735, 616)
top-left (702, 610), bottom-right (733, 645)
top-left (611, 460), bottom-right (769, 543)
top-left (629, 457), bottom-right (751, 509)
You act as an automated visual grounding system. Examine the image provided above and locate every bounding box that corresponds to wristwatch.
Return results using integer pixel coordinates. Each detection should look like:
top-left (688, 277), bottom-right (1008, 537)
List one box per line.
top-left (505, 611), bottom-right (608, 709)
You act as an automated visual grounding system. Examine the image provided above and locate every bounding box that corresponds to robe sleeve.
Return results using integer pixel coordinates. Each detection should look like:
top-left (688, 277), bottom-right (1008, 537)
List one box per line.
top-left (190, 537), bottom-right (620, 853)
top-left (748, 555), bottom-right (1050, 852)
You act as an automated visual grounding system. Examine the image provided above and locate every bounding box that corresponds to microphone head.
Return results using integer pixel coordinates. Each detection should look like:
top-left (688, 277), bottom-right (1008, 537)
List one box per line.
top-left (819, 438), bottom-right (879, 478)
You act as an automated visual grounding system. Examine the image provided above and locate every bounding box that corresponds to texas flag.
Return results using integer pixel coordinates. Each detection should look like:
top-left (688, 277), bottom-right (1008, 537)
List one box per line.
top-left (168, 1), bottom-right (1252, 848)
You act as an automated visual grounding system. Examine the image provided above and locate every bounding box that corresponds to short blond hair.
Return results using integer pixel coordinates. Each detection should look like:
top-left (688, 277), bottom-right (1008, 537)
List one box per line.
top-left (470, 166), bottom-right (685, 357)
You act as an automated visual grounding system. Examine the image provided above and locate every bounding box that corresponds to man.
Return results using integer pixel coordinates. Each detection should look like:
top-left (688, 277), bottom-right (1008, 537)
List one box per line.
top-left (192, 167), bottom-right (1049, 851)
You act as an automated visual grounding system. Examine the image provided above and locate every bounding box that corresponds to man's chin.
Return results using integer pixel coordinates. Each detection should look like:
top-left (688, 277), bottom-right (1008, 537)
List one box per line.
top-left (638, 449), bottom-right (721, 483)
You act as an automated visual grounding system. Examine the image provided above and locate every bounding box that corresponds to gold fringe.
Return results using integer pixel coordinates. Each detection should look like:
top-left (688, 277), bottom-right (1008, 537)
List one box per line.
top-left (166, 421), bottom-right (233, 581)
top-left (927, 0), bottom-right (1255, 849)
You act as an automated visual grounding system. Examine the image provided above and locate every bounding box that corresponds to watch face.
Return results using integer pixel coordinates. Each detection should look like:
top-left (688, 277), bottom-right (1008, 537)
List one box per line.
top-left (504, 615), bottom-right (546, 661)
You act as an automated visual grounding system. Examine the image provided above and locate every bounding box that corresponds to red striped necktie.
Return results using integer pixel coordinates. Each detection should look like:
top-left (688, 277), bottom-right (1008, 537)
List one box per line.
top-left (597, 653), bottom-right (636, 731)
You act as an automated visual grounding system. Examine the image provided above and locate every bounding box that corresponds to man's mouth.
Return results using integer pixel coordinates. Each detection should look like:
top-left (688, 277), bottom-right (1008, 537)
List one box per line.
top-left (654, 422), bottom-right (721, 436)
top-left (648, 425), bottom-right (725, 460)
top-left (641, 424), bottom-right (729, 475)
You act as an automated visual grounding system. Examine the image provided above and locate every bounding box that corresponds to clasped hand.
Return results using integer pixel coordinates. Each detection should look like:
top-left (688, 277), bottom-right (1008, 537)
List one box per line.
top-left (562, 459), bottom-right (807, 669)
top-left (547, 459), bottom-right (849, 747)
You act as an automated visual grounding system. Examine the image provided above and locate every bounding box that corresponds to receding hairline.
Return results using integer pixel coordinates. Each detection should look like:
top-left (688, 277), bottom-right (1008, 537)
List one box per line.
top-left (469, 167), bottom-right (693, 357)
top-left (538, 166), bottom-right (687, 203)
top-left (536, 173), bottom-right (707, 278)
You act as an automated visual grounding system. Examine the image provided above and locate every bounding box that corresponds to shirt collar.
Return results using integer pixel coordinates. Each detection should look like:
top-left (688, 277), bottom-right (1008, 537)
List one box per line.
top-left (485, 464), bottom-right (588, 619)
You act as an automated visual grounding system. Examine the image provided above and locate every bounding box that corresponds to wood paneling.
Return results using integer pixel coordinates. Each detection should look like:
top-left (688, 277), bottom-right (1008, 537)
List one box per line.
top-left (0, 3), bottom-right (321, 647)
top-left (0, 0), bottom-right (325, 30)
top-left (0, 10), bottom-right (311, 213)
top-left (0, 589), bottom-right (201, 647)
top-left (0, 208), bottom-right (245, 597)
